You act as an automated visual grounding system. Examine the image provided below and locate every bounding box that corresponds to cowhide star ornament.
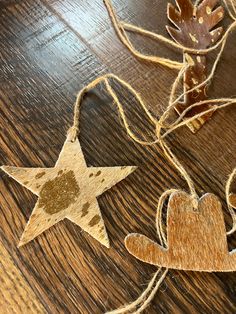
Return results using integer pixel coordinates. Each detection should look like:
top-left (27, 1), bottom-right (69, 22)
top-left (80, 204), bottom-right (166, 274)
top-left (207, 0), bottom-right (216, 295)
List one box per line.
top-left (125, 191), bottom-right (236, 272)
top-left (1, 137), bottom-right (136, 248)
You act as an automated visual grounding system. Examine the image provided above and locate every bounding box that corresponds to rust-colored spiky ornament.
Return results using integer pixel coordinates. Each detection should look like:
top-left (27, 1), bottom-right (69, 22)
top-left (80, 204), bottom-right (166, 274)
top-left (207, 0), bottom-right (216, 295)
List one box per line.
top-left (167, 0), bottom-right (225, 132)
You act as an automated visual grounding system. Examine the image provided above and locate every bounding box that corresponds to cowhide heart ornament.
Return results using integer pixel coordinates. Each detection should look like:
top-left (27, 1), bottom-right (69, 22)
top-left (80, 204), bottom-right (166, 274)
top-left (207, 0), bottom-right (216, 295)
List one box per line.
top-left (125, 191), bottom-right (236, 272)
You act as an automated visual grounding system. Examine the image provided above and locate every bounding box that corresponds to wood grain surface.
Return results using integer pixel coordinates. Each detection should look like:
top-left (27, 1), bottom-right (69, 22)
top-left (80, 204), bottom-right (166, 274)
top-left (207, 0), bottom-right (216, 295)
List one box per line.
top-left (0, 0), bottom-right (236, 313)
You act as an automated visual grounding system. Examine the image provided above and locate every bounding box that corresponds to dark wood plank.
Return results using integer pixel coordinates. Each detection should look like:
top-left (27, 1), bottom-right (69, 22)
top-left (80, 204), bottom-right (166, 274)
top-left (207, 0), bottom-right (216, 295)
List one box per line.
top-left (0, 0), bottom-right (236, 313)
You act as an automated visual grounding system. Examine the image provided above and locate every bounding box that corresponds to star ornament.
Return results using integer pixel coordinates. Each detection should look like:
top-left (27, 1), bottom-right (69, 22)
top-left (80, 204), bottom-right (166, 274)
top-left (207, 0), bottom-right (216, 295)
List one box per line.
top-left (1, 138), bottom-right (136, 248)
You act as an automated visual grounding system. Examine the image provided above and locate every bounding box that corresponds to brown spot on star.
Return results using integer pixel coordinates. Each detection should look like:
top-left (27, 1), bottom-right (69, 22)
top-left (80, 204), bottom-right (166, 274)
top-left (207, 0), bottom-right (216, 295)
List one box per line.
top-left (101, 179), bottom-right (105, 183)
top-left (2, 139), bottom-right (135, 247)
top-left (89, 215), bottom-right (100, 227)
top-left (38, 170), bottom-right (80, 215)
top-left (81, 202), bottom-right (90, 217)
top-left (35, 171), bottom-right (46, 179)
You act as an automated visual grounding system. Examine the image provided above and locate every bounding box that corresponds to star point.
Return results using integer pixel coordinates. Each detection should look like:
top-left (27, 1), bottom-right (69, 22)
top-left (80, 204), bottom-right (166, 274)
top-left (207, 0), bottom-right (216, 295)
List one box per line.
top-left (2, 137), bottom-right (136, 247)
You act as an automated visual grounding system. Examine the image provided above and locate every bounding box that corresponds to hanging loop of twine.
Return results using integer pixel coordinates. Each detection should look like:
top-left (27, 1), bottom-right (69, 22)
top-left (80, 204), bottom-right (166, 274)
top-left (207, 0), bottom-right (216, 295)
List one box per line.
top-left (69, 72), bottom-right (236, 232)
top-left (69, 71), bottom-right (236, 312)
top-left (67, 1), bottom-right (236, 312)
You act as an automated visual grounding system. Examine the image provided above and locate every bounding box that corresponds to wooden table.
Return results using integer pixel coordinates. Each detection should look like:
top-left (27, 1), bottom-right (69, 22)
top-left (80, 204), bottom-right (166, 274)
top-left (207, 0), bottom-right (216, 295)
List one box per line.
top-left (1, 0), bottom-right (236, 313)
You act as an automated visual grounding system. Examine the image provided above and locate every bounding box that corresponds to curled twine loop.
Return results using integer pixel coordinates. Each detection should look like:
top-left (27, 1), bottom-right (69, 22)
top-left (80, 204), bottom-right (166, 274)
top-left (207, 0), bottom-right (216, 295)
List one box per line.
top-left (66, 1), bottom-right (236, 312)
top-left (68, 73), bottom-right (236, 313)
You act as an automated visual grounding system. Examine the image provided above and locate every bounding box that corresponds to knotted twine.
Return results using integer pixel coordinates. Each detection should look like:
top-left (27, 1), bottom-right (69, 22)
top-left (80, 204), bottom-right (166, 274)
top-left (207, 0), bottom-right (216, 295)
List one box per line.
top-left (67, 73), bottom-right (236, 313)
top-left (66, 1), bottom-right (236, 312)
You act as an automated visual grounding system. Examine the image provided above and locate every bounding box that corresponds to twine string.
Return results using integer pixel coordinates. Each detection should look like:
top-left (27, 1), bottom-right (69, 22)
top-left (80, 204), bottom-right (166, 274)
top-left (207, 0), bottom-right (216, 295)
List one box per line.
top-left (106, 186), bottom-right (178, 313)
top-left (68, 77), bottom-right (236, 314)
top-left (68, 73), bottom-right (158, 145)
top-left (156, 189), bottom-right (179, 247)
top-left (105, 268), bottom-right (168, 314)
top-left (67, 1), bottom-right (236, 312)
top-left (103, 0), bottom-right (184, 69)
top-left (166, 38), bottom-right (227, 120)
top-left (102, 0), bottom-right (236, 222)
top-left (105, 184), bottom-right (173, 314)
top-left (226, 168), bottom-right (236, 235)
top-left (230, 0), bottom-right (236, 16)
top-left (104, 0), bottom-right (236, 55)
top-left (68, 73), bottom-right (236, 233)
top-left (223, 0), bottom-right (236, 19)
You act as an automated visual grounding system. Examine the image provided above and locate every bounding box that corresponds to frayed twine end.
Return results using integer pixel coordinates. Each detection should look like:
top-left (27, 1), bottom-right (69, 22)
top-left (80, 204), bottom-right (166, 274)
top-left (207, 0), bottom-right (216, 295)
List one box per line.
top-left (67, 126), bottom-right (79, 142)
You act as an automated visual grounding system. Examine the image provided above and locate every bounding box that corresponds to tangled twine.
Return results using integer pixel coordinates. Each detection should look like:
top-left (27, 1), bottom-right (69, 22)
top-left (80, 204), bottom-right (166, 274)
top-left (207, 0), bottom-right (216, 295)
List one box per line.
top-left (67, 0), bottom-right (236, 312)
